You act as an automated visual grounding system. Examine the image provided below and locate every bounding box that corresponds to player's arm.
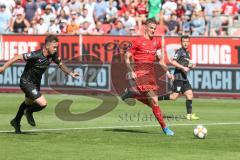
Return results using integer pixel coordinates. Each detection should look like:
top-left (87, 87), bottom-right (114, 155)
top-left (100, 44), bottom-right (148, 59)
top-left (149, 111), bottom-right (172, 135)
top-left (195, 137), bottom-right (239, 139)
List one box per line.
top-left (53, 55), bottom-right (79, 78)
top-left (0, 54), bottom-right (24, 73)
top-left (58, 62), bottom-right (79, 78)
top-left (156, 50), bottom-right (174, 80)
top-left (171, 60), bottom-right (190, 73)
top-left (172, 50), bottom-right (190, 73)
top-left (125, 51), bottom-right (136, 80)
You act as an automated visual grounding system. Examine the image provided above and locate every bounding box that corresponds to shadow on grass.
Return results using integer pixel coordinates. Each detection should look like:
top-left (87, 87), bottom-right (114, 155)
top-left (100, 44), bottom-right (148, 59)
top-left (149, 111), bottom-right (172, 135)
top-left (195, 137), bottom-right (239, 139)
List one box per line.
top-left (104, 128), bottom-right (155, 134)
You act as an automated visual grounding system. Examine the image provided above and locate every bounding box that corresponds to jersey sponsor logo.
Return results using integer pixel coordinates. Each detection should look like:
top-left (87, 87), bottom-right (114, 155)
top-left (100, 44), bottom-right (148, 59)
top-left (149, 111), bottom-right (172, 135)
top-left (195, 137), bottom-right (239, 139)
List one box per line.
top-left (153, 41), bottom-right (157, 47)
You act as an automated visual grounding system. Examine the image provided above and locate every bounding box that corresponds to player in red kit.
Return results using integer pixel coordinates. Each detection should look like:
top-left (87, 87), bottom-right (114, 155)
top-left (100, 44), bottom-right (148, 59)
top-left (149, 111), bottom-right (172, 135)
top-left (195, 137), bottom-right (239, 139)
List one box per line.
top-left (123, 18), bottom-right (174, 136)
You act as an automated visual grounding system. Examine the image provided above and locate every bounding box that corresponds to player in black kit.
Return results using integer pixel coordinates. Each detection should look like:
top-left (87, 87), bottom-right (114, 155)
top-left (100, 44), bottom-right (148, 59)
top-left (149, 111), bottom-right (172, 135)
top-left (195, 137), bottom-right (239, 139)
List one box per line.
top-left (0, 35), bottom-right (79, 134)
top-left (158, 35), bottom-right (199, 120)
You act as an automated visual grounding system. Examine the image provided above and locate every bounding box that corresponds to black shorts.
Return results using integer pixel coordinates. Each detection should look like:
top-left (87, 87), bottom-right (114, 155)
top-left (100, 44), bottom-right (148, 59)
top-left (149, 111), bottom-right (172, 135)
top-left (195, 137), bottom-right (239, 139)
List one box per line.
top-left (173, 80), bottom-right (192, 94)
top-left (20, 79), bottom-right (41, 100)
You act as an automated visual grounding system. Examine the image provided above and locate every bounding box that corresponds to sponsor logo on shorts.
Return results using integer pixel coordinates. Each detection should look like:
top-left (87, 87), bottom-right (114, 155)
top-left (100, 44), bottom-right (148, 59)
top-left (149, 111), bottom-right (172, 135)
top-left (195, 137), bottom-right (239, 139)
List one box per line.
top-left (177, 86), bottom-right (181, 92)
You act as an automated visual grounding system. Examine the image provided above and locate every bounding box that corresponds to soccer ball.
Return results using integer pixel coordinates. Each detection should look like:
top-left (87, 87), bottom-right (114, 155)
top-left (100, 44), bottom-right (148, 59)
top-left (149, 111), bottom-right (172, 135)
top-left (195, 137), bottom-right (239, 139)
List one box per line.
top-left (193, 125), bottom-right (207, 139)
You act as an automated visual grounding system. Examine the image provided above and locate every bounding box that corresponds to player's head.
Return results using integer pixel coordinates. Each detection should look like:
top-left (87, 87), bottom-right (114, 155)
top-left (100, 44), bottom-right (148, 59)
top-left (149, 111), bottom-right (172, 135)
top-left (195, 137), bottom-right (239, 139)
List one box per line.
top-left (145, 18), bottom-right (157, 39)
top-left (45, 35), bottom-right (59, 55)
top-left (181, 35), bottom-right (190, 49)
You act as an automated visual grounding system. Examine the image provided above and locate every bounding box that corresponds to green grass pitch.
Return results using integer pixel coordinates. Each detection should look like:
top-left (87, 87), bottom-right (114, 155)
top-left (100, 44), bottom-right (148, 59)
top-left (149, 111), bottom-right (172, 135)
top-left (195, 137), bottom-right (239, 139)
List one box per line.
top-left (0, 93), bottom-right (240, 160)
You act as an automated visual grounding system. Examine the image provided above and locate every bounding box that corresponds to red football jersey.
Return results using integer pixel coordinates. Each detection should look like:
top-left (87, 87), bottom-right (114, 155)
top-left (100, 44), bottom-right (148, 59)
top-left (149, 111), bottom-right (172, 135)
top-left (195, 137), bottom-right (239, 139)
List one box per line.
top-left (130, 36), bottom-right (162, 63)
top-left (128, 36), bottom-right (162, 92)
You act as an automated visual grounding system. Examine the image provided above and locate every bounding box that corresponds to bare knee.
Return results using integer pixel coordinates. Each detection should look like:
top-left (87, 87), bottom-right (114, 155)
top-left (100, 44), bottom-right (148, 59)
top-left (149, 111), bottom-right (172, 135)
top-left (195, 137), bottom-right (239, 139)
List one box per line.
top-left (170, 93), bottom-right (179, 100)
top-left (35, 96), bottom-right (47, 107)
top-left (186, 94), bottom-right (193, 100)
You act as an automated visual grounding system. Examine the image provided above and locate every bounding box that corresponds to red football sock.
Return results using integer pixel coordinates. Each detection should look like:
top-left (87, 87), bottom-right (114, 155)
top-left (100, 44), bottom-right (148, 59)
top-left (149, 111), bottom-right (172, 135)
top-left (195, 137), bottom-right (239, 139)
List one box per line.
top-left (152, 105), bottom-right (166, 129)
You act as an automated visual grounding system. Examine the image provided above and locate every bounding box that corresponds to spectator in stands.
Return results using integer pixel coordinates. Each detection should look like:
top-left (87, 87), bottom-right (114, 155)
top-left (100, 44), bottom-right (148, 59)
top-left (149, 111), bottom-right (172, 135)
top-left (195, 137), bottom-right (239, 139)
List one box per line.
top-left (127, 1), bottom-right (137, 17)
top-left (0, 4), bottom-right (11, 33)
top-left (36, 0), bottom-right (47, 10)
top-left (79, 8), bottom-right (95, 30)
top-left (0, 0), bottom-right (15, 15)
top-left (85, 0), bottom-right (96, 19)
top-left (48, 17), bottom-right (61, 34)
top-left (204, 0), bottom-right (222, 35)
top-left (106, 0), bottom-right (118, 23)
top-left (79, 21), bottom-right (92, 35)
top-left (24, 0), bottom-right (38, 22)
top-left (46, 0), bottom-right (60, 10)
top-left (176, 0), bottom-right (185, 19)
top-left (148, 0), bottom-right (162, 21)
top-left (120, 11), bottom-right (137, 33)
top-left (191, 11), bottom-right (206, 36)
top-left (180, 15), bottom-right (191, 35)
top-left (165, 13), bottom-right (179, 36)
top-left (66, 11), bottom-right (80, 34)
top-left (9, 10), bottom-right (30, 34)
top-left (221, 0), bottom-right (238, 35)
top-left (57, 0), bottom-right (70, 16)
top-left (209, 9), bottom-right (222, 36)
top-left (68, 0), bottom-right (83, 14)
top-left (183, 0), bottom-right (202, 15)
top-left (59, 19), bottom-right (68, 34)
top-left (204, 0), bottom-right (222, 18)
top-left (28, 19), bottom-right (38, 34)
top-left (136, 0), bottom-right (147, 29)
top-left (94, 0), bottom-right (108, 22)
top-left (12, 0), bottom-right (25, 18)
top-left (41, 4), bottom-right (56, 27)
top-left (129, 26), bottom-right (137, 35)
top-left (91, 20), bottom-right (104, 35)
top-left (110, 20), bottom-right (128, 35)
top-left (161, 0), bottom-right (177, 22)
top-left (35, 17), bottom-right (48, 34)
top-left (57, 8), bottom-right (70, 23)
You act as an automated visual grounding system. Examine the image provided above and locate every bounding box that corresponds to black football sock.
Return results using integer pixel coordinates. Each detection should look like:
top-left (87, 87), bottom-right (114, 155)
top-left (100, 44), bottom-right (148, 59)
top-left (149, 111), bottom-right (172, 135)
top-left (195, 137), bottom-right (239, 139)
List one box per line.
top-left (14, 102), bottom-right (28, 124)
top-left (27, 103), bottom-right (46, 113)
top-left (158, 94), bottom-right (170, 100)
top-left (186, 100), bottom-right (192, 114)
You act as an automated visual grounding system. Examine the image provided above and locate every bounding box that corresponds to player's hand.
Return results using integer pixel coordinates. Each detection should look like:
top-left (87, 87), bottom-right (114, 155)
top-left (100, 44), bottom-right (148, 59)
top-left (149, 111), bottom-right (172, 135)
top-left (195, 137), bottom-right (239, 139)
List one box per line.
top-left (182, 67), bottom-right (190, 73)
top-left (0, 66), bottom-right (5, 73)
top-left (70, 72), bottom-right (80, 78)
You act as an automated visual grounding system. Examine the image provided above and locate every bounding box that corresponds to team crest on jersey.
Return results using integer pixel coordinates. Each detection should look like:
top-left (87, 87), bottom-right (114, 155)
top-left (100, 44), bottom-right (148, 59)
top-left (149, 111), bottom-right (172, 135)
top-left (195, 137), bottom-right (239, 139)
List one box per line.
top-left (38, 59), bottom-right (43, 63)
top-left (26, 53), bottom-right (32, 58)
top-left (32, 89), bottom-right (38, 95)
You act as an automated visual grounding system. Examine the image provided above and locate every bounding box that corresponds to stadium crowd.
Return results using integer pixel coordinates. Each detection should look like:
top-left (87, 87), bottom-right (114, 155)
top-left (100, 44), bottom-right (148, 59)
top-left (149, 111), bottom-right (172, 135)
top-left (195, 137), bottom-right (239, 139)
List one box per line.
top-left (0, 0), bottom-right (240, 36)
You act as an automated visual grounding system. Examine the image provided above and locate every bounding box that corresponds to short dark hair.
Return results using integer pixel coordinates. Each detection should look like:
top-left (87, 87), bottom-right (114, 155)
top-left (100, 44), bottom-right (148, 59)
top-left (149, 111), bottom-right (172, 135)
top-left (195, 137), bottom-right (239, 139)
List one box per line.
top-left (145, 18), bottom-right (157, 25)
top-left (181, 35), bottom-right (190, 41)
top-left (45, 35), bottom-right (59, 44)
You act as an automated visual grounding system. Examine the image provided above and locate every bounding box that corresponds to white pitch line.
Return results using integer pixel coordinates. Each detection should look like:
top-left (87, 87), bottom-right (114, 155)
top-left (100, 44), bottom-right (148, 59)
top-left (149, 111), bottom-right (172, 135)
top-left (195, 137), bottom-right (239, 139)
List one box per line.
top-left (0, 122), bottom-right (240, 133)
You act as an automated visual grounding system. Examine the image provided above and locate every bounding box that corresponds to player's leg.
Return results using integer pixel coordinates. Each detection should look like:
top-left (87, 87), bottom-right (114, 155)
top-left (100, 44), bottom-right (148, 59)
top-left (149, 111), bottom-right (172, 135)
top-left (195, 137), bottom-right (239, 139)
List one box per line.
top-left (184, 88), bottom-right (199, 120)
top-left (10, 98), bottom-right (34, 134)
top-left (146, 91), bottom-right (174, 136)
top-left (24, 95), bottom-right (47, 126)
top-left (158, 92), bottom-right (180, 100)
top-left (158, 80), bottom-right (181, 100)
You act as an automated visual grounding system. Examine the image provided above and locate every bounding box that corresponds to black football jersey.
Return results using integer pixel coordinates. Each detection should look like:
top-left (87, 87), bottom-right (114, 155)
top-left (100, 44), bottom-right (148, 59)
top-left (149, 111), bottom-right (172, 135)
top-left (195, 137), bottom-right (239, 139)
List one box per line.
top-left (173, 48), bottom-right (190, 81)
top-left (21, 49), bottom-right (61, 84)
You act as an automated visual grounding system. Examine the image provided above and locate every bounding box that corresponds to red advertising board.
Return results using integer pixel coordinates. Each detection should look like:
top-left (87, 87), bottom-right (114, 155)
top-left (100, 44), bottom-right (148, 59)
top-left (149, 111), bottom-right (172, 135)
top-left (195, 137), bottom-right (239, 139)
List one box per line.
top-left (0, 35), bottom-right (239, 98)
top-left (1, 35), bottom-right (240, 65)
